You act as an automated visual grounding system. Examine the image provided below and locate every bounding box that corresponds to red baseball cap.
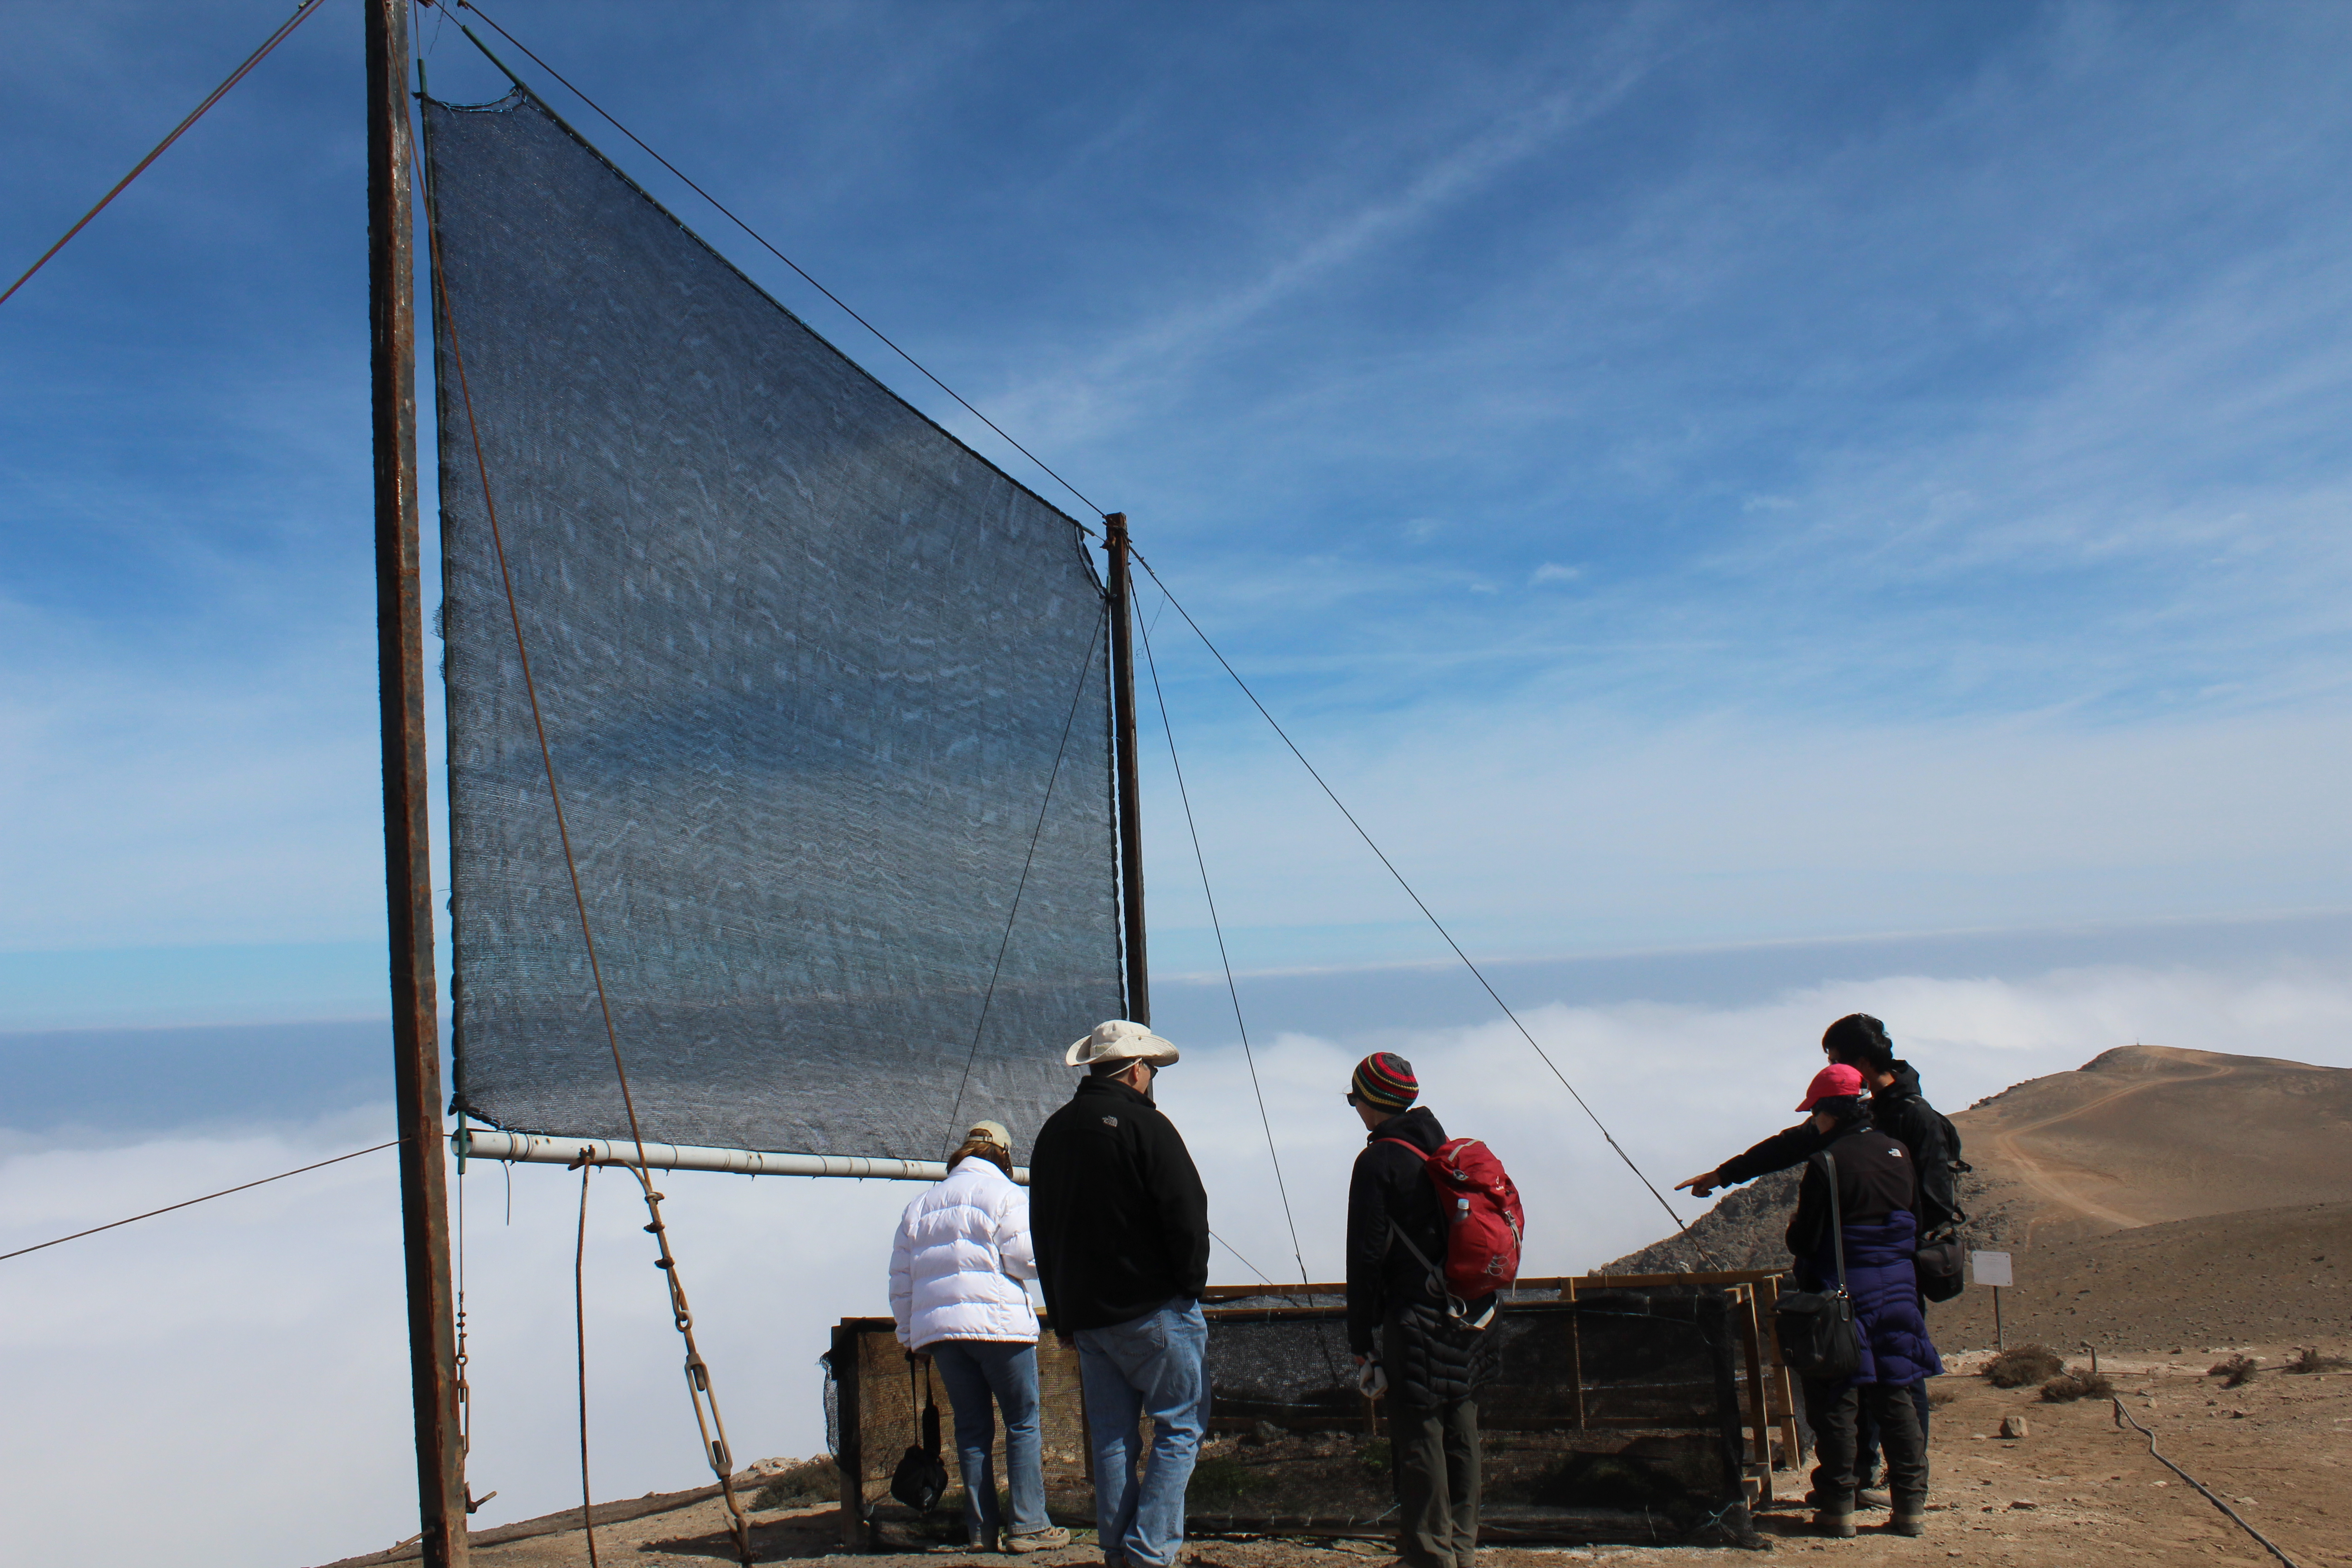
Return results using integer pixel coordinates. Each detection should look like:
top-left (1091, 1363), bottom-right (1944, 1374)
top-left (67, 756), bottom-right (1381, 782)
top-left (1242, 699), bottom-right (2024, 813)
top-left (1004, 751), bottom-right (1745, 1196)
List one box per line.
top-left (1796, 1063), bottom-right (1867, 1112)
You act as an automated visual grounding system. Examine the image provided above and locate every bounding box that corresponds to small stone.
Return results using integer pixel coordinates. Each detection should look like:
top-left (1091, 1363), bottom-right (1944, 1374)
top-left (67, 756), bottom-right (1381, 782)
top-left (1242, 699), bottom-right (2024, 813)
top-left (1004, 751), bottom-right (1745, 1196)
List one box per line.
top-left (1999, 1415), bottom-right (2031, 1439)
top-left (2230, 1410), bottom-right (2247, 1419)
top-left (2234, 1497), bottom-right (2257, 1506)
top-left (2010, 1500), bottom-right (2038, 1510)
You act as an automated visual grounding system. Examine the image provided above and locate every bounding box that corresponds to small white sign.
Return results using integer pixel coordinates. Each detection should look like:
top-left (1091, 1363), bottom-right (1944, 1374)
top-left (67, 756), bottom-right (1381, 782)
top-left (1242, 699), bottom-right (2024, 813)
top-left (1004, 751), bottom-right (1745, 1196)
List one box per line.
top-left (1972, 1250), bottom-right (2014, 1288)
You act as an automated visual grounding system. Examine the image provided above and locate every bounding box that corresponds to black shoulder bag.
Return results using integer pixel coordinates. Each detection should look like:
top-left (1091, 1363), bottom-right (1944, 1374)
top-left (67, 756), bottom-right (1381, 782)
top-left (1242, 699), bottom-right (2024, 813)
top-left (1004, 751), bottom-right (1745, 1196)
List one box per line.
top-left (1773, 1152), bottom-right (1863, 1382)
top-left (888, 1357), bottom-right (949, 1513)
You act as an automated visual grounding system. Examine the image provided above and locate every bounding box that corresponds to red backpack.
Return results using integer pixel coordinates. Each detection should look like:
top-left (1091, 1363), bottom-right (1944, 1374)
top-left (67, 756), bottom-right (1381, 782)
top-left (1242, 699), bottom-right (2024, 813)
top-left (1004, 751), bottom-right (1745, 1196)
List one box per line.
top-left (1379, 1136), bottom-right (1524, 1326)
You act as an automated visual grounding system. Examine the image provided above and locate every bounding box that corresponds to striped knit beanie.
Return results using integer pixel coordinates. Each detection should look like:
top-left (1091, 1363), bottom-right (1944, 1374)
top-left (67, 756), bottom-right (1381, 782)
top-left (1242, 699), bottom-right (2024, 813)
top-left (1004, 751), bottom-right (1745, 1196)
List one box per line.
top-left (1351, 1052), bottom-right (1419, 1113)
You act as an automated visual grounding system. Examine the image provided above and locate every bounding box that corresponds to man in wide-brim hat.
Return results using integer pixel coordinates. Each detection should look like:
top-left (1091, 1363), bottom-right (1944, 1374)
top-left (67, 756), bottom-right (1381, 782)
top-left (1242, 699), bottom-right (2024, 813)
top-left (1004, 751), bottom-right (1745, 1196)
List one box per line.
top-left (1029, 1019), bottom-right (1207, 1568)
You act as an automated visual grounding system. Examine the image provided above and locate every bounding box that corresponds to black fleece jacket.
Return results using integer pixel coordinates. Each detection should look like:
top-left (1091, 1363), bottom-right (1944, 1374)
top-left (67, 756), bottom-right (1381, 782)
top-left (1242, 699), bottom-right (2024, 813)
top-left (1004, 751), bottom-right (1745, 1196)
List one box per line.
top-left (1344, 1105), bottom-right (1451, 1356)
top-left (1713, 1061), bottom-right (1965, 1234)
top-left (1028, 1075), bottom-right (1210, 1333)
top-left (1784, 1115), bottom-right (1918, 1265)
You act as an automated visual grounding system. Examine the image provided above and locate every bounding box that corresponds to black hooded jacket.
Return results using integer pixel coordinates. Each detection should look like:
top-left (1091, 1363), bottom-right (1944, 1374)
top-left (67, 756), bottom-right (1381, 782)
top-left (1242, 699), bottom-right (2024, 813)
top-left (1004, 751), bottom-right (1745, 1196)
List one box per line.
top-left (1714, 1061), bottom-right (1966, 1235)
top-left (1029, 1075), bottom-right (1210, 1333)
top-left (1345, 1105), bottom-right (1494, 1404)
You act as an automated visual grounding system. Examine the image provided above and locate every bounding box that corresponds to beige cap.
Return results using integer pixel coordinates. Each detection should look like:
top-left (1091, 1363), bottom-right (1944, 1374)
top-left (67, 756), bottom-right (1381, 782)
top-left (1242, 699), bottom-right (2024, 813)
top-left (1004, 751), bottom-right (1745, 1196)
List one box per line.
top-left (1064, 1019), bottom-right (1180, 1068)
top-left (965, 1119), bottom-right (1011, 1151)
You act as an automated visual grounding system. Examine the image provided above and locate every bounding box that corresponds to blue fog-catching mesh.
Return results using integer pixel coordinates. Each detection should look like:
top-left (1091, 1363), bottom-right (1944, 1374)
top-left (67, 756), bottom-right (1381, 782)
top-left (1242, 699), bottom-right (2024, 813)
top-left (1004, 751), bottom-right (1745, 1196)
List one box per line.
top-left (421, 89), bottom-right (1120, 1161)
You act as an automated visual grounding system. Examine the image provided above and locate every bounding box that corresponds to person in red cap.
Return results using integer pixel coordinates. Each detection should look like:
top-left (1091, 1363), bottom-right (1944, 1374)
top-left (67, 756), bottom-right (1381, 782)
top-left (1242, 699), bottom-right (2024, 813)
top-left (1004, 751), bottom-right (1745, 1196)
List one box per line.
top-left (1674, 1015), bottom-right (1962, 1498)
top-left (1343, 1051), bottom-right (1493, 1568)
top-left (1777, 1065), bottom-right (1941, 1538)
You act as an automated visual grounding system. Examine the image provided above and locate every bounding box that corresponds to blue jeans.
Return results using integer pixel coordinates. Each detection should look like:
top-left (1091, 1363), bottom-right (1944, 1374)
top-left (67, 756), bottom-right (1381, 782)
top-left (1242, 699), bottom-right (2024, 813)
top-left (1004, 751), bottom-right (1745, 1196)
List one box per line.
top-left (1074, 1297), bottom-right (1207, 1568)
top-left (927, 1340), bottom-right (1050, 1544)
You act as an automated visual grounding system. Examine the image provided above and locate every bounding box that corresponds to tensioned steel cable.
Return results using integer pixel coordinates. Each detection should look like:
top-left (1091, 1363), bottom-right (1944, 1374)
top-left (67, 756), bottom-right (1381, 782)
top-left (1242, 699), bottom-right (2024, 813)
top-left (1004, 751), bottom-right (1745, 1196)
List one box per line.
top-left (1136, 598), bottom-right (1313, 1288)
top-left (2111, 1399), bottom-right (2302, 1568)
top-left (940, 606), bottom-right (1109, 1154)
top-left (440, 1), bottom-right (1105, 530)
top-left (0, 1137), bottom-right (401, 1264)
top-left (1129, 549), bottom-right (1714, 1261)
top-left (0, 0), bottom-right (331, 309)
top-left (416, 118), bottom-right (759, 1568)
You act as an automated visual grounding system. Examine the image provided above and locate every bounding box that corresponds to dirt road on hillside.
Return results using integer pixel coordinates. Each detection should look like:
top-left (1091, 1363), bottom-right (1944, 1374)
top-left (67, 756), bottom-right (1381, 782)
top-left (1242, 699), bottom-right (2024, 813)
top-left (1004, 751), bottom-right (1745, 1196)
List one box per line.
top-left (1986, 1059), bottom-right (2234, 1234)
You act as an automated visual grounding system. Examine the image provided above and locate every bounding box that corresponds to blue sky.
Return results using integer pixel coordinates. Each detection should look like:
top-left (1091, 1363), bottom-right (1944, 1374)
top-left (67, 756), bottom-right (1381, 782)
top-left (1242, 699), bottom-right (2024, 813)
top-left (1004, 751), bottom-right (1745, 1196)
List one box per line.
top-left (5, 0), bottom-right (2351, 1009)
top-left (9, 5), bottom-right (2352, 1556)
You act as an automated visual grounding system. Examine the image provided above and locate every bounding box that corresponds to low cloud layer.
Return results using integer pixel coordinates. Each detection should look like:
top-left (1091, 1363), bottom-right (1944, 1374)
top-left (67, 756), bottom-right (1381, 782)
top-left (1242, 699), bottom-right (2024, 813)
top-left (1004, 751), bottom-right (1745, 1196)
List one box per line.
top-left (7, 956), bottom-right (2351, 1563)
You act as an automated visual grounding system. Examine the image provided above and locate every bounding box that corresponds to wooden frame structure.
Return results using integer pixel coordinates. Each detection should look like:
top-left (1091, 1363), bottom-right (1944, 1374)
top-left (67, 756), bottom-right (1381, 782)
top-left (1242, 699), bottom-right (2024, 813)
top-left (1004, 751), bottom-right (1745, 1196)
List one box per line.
top-left (833, 1269), bottom-right (1801, 1550)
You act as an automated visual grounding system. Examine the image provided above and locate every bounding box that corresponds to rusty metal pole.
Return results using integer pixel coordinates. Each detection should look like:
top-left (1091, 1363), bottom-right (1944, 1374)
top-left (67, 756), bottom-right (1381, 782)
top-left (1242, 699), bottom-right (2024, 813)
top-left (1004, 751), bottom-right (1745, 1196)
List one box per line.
top-left (371, 1), bottom-right (467, 1562)
top-left (1104, 513), bottom-right (1148, 1025)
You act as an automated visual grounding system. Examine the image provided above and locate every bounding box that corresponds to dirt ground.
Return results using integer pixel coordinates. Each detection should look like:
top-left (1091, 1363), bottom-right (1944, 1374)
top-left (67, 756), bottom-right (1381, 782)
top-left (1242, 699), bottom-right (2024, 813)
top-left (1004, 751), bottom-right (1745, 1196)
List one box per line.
top-left (321, 1343), bottom-right (2350, 1568)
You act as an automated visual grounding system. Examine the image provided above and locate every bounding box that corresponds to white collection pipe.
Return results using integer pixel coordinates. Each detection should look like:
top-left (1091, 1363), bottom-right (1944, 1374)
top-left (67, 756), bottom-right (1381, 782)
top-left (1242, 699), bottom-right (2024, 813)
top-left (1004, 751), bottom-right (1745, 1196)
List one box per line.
top-left (457, 1127), bottom-right (1027, 1183)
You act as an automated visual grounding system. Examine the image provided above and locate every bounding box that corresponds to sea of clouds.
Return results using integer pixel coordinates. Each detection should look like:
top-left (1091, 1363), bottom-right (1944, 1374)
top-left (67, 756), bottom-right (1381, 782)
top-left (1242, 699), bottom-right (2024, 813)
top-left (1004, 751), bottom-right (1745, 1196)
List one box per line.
top-left (6, 956), bottom-right (2352, 1565)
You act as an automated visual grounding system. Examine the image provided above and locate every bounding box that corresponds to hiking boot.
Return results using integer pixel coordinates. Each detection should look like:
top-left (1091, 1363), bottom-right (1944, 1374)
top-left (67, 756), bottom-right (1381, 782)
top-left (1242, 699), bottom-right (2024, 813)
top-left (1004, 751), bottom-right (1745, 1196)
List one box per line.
top-left (1812, 1508), bottom-right (1857, 1539)
top-left (1805, 1488), bottom-right (1888, 1510)
top-left (1888, 1513), bottom-right (1926, 1538)
top-left (1005, 1528), bottom-right (1073, 1554)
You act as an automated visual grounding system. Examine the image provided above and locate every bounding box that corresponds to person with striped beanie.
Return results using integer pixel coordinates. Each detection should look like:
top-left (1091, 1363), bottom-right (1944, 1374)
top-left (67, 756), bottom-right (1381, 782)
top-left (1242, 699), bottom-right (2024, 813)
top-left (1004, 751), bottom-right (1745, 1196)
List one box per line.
top-left (1343, 1051), bottom-right (1491, 1568)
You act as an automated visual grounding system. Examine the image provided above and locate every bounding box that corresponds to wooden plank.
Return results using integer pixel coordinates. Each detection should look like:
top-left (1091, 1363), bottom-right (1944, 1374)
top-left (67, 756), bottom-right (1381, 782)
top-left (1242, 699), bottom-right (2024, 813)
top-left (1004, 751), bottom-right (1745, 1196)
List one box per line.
top-left (833, 1323), bottom-right (864, 1549)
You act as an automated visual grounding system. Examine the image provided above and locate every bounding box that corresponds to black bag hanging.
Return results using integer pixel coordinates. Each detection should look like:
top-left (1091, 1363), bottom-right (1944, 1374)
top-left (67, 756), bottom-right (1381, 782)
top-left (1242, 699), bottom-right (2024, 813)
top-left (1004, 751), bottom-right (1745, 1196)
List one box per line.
top-left (888, 1358), bottom-right (950, 1513)
top-left (1773, 1152), bottom-right (1865, 1382)
top-left (1914, 1228), bottom-right (1965, 1303)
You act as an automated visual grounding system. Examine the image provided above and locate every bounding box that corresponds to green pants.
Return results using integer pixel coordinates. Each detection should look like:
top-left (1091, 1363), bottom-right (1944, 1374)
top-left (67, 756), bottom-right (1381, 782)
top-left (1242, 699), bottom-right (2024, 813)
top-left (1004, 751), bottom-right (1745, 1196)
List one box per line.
top-left (1391, 1398), bottom-right (1480, 1568)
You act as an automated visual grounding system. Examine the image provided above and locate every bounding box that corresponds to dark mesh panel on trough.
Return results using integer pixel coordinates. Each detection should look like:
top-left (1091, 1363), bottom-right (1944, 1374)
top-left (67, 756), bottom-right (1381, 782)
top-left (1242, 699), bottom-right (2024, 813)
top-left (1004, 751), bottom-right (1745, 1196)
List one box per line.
top-left (421, 89), bottom-right (1119, 1161)
top-left (840, 1293), bottom-right (1755, 1548)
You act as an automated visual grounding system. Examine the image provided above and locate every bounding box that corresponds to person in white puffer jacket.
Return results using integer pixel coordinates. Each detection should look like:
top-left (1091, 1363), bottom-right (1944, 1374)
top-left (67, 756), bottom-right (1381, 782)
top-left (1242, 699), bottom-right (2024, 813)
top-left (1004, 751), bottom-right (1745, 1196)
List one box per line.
top-left (891, 1119), bottom-right (1072, 1554)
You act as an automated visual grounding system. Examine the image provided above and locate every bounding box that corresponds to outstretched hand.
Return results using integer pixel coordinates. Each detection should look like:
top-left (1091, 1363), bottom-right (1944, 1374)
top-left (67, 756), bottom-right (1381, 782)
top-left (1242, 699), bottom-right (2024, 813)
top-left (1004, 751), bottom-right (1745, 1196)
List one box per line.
top-left (1674, 1170), bottom-right (1721, 1198)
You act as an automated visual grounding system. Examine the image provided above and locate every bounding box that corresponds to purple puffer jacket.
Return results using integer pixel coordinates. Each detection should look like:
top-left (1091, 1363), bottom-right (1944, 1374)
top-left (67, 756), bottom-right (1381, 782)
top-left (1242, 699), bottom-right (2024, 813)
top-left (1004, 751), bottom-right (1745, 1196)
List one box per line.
top-left (1801, 1210), bottom-right (1945, 1387)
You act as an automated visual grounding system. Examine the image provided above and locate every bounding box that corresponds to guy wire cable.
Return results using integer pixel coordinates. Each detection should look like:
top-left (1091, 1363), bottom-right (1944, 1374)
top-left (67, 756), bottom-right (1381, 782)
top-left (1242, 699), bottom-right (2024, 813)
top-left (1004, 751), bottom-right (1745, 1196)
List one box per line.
top-left (0, 0), bottom-right (332, 309)
top-left (1129, 548), bottom-right (1716, 1262)
top-left (437, 0), bottom-right (1105, 532)
top-left (1136, 595), bottom-right (1313, 1288)
top-left (416, 111), bottom-right (759, 1568)
top-left (2111, 1399), bottom-right (2303, 1568)
top-left (0, 1137), bottom-right (403, 1264)
top-left (940, 606), bottom-right (1109, 1153)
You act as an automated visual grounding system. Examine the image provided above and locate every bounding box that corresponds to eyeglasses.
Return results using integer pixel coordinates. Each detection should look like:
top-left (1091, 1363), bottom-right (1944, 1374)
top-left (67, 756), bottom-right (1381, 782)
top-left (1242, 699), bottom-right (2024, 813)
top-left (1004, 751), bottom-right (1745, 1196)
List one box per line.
top-left (1344, 1092), bottom-right (1361, 1106)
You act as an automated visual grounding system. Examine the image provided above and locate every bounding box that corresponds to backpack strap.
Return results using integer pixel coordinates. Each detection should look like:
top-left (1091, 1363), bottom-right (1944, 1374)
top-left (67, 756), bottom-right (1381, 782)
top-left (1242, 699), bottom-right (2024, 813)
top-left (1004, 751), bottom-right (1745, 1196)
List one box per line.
top-left (1811, 1150), bottom-right (1849, 1292)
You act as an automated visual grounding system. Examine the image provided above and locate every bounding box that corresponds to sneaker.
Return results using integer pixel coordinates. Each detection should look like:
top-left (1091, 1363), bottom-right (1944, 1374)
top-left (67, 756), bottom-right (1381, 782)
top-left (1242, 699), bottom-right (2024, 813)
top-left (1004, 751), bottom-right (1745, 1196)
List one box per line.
top-left (1005, 1528), bottom-right (1073, 1554)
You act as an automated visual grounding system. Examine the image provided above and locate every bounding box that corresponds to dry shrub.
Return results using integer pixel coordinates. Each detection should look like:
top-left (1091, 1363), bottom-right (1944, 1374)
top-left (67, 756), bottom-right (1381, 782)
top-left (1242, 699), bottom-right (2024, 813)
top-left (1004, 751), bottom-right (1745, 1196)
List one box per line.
top-left (1984, 1345), bottom-right (2065, 1388)
top-left (1926, 1382), bottom-right (1960, 1408)
top-left (2209, 1354), bottom-right (2259, 1388)
top-left (750, 1457), bottom-right (838, 1510)
top-left (2285, 1346), bottom-right (2350, 1375)
top-left (2039, 1371), bottom-right (2114, 1403)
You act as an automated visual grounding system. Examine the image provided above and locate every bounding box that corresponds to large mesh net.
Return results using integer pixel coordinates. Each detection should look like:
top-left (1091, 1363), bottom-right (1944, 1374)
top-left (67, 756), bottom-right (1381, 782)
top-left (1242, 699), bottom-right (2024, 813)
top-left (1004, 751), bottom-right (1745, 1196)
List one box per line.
top-left (839, 1293), bottom-right (1757, 1548)
top-left (421, 89), bottom-right (1120, 1161)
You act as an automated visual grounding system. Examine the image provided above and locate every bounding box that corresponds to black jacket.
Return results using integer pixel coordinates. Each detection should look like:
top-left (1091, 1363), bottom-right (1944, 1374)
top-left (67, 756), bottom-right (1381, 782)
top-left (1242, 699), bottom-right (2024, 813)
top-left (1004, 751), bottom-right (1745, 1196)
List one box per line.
top-left (1028, 1075), bottom-right (1210, 1333)
top-left (1345, 1106), bottom-right (1449, 1354)
top-left (1784, 1116), bottom-right (1917, 1263)
top-left (1345, 1106), bottom-right (1493, 1402)
top-left (1714, 1060), bottom-right (1966, 1235)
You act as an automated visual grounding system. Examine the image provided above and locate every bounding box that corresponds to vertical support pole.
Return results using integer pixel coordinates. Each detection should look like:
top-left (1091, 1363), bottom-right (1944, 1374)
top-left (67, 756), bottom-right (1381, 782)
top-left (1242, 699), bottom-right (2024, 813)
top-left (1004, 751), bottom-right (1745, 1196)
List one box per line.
top-left (1993, 1285), bottom-right (2004, 1350)
top-left (833, 1324), bottom-right (867, 1550)
top-left (1104, 512), bottom-right (1149, 1025)
top-left (372, 4), bottom-right (466, 1563)
top-left (1560, 1275), bottom-right (1586, 1430)
top-left (1759, 1276), bottom-right (1802, 1468)
top-left (1735, 1284), bottom-right (1773, 1502)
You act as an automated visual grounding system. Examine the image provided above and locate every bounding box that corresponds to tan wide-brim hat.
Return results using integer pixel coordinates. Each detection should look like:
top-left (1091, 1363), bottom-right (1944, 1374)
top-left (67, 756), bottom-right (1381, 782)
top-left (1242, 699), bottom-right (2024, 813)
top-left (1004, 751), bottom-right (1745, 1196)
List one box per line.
top-left (1065, 1019), bottom-right (1180, 1068)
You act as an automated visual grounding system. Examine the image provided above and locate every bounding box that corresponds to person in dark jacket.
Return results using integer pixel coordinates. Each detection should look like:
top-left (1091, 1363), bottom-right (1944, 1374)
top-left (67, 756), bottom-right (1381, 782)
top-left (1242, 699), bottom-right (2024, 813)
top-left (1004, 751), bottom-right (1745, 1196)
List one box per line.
top-left (1782, 1064), bottom-right (1941, 1539)
top-left (1344, 1052), bottom-right (1493, 1568)
top-left (1030, 1020), bottom-right (1208, 1568)
top-left (1672, 1013), bottom-right (1960, 1490)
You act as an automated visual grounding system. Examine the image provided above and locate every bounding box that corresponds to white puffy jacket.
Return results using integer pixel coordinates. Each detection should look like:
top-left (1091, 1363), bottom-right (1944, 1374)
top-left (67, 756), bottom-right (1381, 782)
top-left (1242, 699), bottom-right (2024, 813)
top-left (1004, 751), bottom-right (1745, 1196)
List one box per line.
top-left (890, 1157), bottom-right (1039, 1348)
